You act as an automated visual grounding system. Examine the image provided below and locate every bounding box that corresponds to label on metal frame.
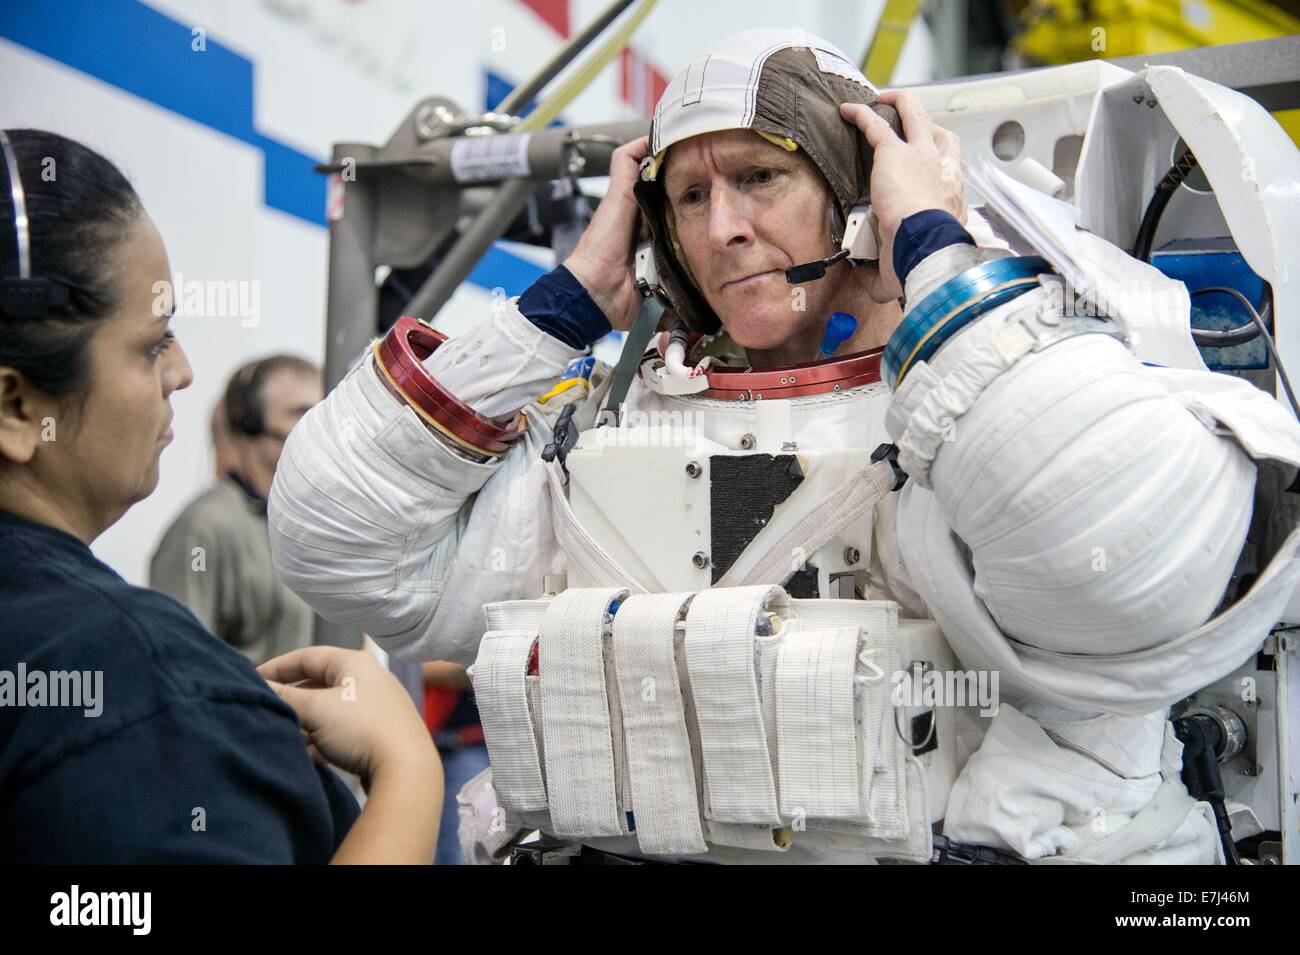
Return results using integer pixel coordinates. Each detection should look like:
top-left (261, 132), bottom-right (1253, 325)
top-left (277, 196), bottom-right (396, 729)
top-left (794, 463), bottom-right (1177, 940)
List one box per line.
top-left (450, 133), bottom-right (532, 183)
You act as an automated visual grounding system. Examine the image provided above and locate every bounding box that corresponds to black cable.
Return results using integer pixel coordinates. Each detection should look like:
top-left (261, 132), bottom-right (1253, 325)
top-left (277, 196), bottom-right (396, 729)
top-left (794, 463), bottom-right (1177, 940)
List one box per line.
top-left (1132, 147), bottom-right (1199, 263)
top-left (494, 0), bottom-right (638, 115)
top-left (1190, 285), bottom-right (1299, 418)
top-left (1173, 714), bottom-right (1241, 865)
top-left (1133, 151), bottom-right (1277, 353)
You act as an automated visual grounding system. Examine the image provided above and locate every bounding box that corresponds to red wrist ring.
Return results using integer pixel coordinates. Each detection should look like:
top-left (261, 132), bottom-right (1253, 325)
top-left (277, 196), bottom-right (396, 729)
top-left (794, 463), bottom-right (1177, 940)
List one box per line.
top-left (375, 316), bottom-right (527, 456)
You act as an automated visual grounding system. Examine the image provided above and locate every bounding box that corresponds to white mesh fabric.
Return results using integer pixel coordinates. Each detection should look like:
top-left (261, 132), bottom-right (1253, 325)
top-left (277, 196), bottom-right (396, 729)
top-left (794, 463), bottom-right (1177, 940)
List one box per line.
top-left (538, 587), bottom-right (629, 837)
top-left (612, 592), bottom-right (708, 855)
top-left (683, 585), bottom-right (784, 825)
top-left (471, 631), bottom-right (548, 813)
top-left (775, 627), bottom-right (862, 818)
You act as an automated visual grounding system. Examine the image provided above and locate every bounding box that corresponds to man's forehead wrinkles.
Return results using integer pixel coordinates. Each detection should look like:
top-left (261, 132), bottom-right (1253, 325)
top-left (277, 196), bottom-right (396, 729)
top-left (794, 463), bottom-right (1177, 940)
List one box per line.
top-left (667, 131), bottom-right (780, 186)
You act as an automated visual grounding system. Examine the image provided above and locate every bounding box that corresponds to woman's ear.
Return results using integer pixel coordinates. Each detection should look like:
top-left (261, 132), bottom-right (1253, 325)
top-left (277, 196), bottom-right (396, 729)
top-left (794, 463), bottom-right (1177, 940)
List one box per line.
top-left (0, 368), bottom-right (48, 464)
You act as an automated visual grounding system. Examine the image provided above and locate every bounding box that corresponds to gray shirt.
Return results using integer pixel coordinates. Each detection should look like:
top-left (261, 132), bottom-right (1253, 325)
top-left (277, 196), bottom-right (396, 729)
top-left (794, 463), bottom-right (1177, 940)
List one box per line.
top-left (150, 476), bottom-right (314, 665)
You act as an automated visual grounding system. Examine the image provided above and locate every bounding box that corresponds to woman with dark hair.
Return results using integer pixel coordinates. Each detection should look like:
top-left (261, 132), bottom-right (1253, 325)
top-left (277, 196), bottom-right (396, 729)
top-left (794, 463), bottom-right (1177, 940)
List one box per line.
top-left (0, 128), bottom-right (441, 863)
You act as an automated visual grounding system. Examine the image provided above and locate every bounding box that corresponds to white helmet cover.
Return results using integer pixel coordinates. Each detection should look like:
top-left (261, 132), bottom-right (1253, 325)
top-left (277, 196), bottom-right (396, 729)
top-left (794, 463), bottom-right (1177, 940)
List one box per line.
top-left (633, 28), bottom-right (902, 334)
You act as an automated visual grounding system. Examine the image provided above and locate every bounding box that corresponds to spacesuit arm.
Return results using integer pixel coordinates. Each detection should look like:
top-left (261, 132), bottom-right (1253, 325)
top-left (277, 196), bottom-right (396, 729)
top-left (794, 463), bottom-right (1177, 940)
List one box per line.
top-left (268, 284), bottom-right (593, 661)
top-left (884, 240), bottom-right (1300, 657)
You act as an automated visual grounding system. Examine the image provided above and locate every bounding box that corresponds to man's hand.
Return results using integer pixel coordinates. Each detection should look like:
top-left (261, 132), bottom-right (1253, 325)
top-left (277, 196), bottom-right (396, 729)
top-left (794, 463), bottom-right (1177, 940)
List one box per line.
top-left (840, 92), bottom-right (966, 302)
top-left (564, 134), bottom-right (651, 331)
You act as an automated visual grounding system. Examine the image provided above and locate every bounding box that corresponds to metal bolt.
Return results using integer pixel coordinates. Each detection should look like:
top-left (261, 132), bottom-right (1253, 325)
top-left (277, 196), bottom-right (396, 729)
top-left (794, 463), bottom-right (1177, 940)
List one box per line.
top-left (692, 551), bottom-right (710, 569)
top-left (844, 546), bottom-right (861, 566)
top-left (685, 460), bottom-right (702, 478)
top-left (739, 433), bottom-right (756, 450)
top-left (415, 104), bottom-right (443, 140)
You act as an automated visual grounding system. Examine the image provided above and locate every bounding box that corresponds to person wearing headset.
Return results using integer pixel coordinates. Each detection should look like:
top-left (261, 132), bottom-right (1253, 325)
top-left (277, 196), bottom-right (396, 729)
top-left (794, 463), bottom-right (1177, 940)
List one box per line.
top-left (0, 127), bottom-right (440, 863)
top-left (150, 355), bottom-right (322, 665)
top-left (269, 29), bottom-right (1300, 863)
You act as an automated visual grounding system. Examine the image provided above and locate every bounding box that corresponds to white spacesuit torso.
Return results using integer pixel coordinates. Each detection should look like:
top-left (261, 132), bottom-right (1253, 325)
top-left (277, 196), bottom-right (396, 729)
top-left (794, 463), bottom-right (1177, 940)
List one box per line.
top-left (268, 233), bottom-right (1300, 864)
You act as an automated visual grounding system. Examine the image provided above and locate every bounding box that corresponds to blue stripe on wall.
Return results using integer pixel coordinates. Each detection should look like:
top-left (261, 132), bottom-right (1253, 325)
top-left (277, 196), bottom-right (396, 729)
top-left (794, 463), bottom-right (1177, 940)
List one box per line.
top-left (485, 69), bottom-right (565, 128)
top-left (0, 0), bottom-right (547, 293)
top-left (467, 244), bottom-right (547, 297)
top-left (0, 0), bottom-right (322, 225)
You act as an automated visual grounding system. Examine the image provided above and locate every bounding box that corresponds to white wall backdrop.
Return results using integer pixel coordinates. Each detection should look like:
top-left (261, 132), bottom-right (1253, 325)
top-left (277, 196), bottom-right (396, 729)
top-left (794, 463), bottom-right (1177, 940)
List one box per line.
top-left (0, 0), bottom-right (932, 584)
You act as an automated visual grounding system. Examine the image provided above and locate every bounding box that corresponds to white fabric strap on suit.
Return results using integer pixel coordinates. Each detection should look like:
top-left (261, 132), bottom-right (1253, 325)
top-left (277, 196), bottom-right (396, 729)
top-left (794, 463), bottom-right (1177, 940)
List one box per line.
top-left (544, 459), bottom-right (651, 592)
top-left (684, 585), bottom-right (784, 825)
top-left (775, 626), bottom-right (862, 818)
top-left (483, 598), bottom-right (552, 632)
top-left (471, 631), bottom-right (548, 813)
top-left (538, 586), bottom-right (629, 837)
top-left (612, 592), bottom-right (708, 855)
top-left (790, 599), bottom-right (907, 837)
top-left (705, 819), bottom-right (791, 851)
top-left (716, 458), bottom-right (897, 587)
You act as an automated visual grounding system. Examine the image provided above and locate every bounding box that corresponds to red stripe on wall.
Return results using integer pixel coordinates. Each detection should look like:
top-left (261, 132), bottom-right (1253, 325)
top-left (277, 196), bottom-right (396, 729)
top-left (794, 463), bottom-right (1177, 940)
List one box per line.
top-left (519, 0), bottom-right (570, 37)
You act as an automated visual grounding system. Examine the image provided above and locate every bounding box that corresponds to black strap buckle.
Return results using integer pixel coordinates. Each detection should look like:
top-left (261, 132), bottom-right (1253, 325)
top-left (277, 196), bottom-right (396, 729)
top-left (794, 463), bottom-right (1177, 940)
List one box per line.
top-left (871, 442), bottom-right (908, 491)
top-left (541, 403), bottom-right (579, 484)
top-left (931, 835), bottom-right (1027, 865)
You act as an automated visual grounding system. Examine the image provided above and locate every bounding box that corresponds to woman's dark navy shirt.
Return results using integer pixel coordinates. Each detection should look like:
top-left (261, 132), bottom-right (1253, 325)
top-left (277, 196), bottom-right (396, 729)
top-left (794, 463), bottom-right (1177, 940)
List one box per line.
top-left (0, 509), bottom-right (359, 863)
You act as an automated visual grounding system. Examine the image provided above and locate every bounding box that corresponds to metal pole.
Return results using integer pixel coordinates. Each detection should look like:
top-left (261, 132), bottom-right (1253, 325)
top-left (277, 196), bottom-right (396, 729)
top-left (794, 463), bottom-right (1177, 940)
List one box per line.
top-left (401, 176), bottom-right (538, 323)
top-left (314, 142), bottom-right (378, 651)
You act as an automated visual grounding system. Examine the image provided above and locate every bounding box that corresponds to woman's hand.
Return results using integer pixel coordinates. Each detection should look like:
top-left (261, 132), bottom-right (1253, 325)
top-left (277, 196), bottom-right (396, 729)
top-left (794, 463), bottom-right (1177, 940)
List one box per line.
top-left (261, 646), bottom-right (443, 864)
top-left (839, 91), bottom-right (966, 302)
top-left (259, 645), bottom-right (437, 784)
top-left (564, 134), bottom-right (651, 331)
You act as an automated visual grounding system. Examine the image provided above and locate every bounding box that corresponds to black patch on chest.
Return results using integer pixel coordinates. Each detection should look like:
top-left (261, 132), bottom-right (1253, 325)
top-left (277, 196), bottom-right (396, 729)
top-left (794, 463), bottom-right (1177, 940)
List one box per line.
top-left (708, 453), bottom-right (804, 584)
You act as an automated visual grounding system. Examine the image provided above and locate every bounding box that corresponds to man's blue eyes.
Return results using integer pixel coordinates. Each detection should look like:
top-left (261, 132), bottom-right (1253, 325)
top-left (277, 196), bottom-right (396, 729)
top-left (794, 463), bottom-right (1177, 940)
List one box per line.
top-left (680, 170), bottom-right (779, 204)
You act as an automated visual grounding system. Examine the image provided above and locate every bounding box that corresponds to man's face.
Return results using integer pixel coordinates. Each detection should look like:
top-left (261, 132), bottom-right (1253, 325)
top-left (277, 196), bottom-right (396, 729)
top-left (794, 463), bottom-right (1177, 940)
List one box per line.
top-left (663, 129), bottom-right (848, 352)
top-left (241, 367), bottom-right (320, 499)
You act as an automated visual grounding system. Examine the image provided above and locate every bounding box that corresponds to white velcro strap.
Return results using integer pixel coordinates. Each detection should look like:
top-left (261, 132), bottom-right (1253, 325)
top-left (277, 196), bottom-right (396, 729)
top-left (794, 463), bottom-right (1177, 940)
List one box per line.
top-left (684, 585), bottom-right (784, 825)
top-left (538, 587), bottom-right (629, 837)
top-left (612, 592), bottom-right (708, 856)
top-left (483, 598), bottom-right (552, 632)
top-left (706, 820), bottom-right (791, 852)
top-left (472, 631), bottom-right (548, 813)
top-left (775, 627), bottom-right (862, 818)
top-left (791, 599), bottom-right (908, 838)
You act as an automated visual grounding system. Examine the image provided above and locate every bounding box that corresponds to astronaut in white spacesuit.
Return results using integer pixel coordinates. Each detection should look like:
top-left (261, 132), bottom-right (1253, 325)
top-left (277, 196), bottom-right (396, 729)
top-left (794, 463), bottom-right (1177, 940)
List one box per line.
top-left (269, 29), bottom-right (1300, 864)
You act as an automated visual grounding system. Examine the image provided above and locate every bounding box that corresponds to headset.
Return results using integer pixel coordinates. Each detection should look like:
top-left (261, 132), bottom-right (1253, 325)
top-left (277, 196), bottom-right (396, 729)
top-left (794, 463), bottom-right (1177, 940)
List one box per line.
top-left (225, 359), bottom-right (273, 438)
top-left (225, 357), bottom-right (306, 442)
top-left (0, 129), bottom-right (72, 319)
